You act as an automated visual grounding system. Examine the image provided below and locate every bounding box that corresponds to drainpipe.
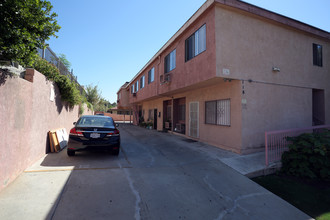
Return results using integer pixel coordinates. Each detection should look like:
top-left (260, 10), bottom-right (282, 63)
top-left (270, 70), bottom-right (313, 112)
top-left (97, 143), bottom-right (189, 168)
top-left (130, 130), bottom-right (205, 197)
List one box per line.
top-left (171, 97), bottom-right (174, 132)
top-left (157, 55), bottom-right (161, 96)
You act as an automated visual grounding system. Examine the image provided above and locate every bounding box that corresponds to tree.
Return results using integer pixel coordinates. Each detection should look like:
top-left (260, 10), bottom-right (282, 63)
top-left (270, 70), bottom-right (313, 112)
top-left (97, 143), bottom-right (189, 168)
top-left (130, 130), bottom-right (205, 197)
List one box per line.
top-left (85, 84), bottom-right (101, 106)
top-left (95, 98), bottom-right (109, 112)
top-left (58, 53), bottom-right (71, 69)
top-left (0, 0), bottom-right (60, 66)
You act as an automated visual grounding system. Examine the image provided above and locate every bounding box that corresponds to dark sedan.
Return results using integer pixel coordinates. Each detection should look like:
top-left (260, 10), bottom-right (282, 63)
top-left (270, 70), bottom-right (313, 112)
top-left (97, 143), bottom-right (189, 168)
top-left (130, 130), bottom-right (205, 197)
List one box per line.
top-left (67, 115), bottom-right (120, 156)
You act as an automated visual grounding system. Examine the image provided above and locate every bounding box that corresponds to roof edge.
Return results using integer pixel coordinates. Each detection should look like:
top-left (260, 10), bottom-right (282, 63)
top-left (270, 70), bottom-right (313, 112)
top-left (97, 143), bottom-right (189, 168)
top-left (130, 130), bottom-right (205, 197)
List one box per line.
top-left (128, 0), bottom-right (215, 86)
top-left (127, 0), bottom-right (330, 86)
top-left (219, 0), bottom-right (330, 40)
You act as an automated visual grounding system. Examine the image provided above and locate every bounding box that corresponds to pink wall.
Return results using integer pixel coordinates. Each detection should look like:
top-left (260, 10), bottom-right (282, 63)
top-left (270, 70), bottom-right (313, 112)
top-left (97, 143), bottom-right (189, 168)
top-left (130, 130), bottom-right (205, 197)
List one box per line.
top-left (117, 0), bottom-right (330, 154)
top-left (117, 86), bottom-right (131, 108)
top-left (0, 69), bottom-right (92, 192)
top-left (129, 6), bottom-right (216, 104)
top-left (215, 5), bottom-right (330, 125)
top-left (94, 112), bottom-right (132, 122)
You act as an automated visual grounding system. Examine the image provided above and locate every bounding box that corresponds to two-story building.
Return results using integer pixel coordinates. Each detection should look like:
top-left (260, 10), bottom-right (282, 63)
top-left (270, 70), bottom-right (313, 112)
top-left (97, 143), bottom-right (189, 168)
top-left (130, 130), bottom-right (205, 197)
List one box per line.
top-left (117, 0), bottom-right (330, 154)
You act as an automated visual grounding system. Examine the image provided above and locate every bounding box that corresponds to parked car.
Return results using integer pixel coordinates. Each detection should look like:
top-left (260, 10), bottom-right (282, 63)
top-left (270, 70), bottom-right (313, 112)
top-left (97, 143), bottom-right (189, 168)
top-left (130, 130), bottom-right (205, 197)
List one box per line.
top-left (67, 115), bottom-right (120, 156)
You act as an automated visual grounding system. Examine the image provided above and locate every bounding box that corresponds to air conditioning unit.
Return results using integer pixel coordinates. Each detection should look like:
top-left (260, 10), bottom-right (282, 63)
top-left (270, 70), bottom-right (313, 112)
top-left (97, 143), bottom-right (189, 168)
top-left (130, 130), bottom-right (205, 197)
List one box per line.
top-left (160, 73), bottom-right (171, 84)
top-left (165, 121), bottom-right (170, 129)
top-left (175, 123), bottom-right (181, 132)
top-left (132, 92), bottom-right (136, 97)
top-left (164, 73), bottom-right (171, 82)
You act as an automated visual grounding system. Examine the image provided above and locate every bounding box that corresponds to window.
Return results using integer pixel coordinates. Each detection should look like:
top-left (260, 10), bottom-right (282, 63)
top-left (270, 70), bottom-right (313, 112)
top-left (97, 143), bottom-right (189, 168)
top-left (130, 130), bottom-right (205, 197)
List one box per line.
top-left (205, 99), bottom-right (230, 126)
top-left (164, 49), bottom-right (176, 73)
top-left (148, 67), bottom-right (154, 84)
top-left (140, 75), bottom-right (145, 89)
top-left (131, 84), bottom-right (135, 93)
top-left (313, 43), bottom-right (323, 67)
top-left (135, 81), bottom-right (139, 92)
top-left (118, 93), bottom-right (121, 100)
top-left (185, 24), bottom-right (206, 62)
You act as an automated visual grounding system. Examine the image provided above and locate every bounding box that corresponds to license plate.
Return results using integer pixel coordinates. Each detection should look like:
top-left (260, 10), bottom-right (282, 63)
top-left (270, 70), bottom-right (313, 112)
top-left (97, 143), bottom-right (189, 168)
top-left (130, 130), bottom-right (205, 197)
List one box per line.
top-left (90, 133), bottom-right (100, 138)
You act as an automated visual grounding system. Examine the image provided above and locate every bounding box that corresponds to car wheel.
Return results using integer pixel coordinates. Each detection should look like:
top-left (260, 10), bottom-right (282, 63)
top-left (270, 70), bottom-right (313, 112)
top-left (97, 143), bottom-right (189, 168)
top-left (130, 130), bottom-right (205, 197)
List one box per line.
top-left (67, 150), bottom-right (75, 156)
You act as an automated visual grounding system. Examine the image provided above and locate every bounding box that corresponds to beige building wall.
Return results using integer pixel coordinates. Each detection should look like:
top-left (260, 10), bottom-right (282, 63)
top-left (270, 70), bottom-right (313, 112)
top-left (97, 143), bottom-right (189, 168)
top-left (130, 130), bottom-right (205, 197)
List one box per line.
top-left (215, 5), bottom-right (329, 88)
top-left (138, 79), bottom-right (243, 153)
top-left (214, 4), bottom-right (330, 152)
top-left (117, 87), bottom-right (131, 109)
top-left (186, 80), bottom-right (242, 153)
top-left (241, 82), bottom-right (312, 153)
top-left (120, 0), bottom-right (329, 154)
top-left (139, 99), bottom-right (164, 131)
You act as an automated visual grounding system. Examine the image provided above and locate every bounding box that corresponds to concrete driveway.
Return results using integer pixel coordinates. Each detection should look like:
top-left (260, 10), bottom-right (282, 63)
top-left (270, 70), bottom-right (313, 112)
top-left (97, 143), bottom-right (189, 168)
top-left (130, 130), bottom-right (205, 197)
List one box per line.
top-left (0, 124), bottom-right (311, 220)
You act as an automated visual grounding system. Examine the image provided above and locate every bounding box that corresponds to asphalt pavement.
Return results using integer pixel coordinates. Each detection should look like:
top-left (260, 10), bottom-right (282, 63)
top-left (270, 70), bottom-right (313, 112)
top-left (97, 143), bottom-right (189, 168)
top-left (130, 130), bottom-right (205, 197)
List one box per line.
top-left (0, 124), bottom-right (312, 220)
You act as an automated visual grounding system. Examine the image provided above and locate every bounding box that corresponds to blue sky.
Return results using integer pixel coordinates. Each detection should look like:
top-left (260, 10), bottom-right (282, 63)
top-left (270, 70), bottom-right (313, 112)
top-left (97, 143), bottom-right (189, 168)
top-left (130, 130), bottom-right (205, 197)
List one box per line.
top-left (47, 0), bottom-right (330, 103)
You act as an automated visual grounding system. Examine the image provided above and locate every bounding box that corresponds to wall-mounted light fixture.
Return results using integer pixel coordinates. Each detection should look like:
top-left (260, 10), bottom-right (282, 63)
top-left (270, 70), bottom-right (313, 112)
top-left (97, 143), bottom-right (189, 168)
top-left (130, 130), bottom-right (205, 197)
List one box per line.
top-left (272, 67), bottom-right (280, 72)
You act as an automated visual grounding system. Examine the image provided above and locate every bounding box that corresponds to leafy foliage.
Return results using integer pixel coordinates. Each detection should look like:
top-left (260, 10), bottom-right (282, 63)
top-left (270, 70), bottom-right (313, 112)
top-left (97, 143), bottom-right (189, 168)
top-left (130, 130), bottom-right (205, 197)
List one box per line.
top-left (58, 53), bottom-right (71, 69)
top-left (55, 74), bottom-right (82, 106)
top-left (85, 84), bottom-right (101, 106)
top-left (0, 0), bottom-right (60, 66)
top-left (33, 56), bottom-right (59, 80)
top-left (33, 57), bottom-right (82, 106)
top-left (84, 84), bottom-right (115, 112)
top-left (281, 130), bottom-right (330, 180)
top-left (79, 103), bottom-right (84, 115)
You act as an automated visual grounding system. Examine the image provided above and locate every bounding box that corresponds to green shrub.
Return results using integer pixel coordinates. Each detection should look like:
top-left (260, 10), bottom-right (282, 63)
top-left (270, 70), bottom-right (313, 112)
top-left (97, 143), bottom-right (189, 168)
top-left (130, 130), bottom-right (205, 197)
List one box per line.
top-left (140, 122), bottom-right (147, 128)
top-left (33, 57), bottom-right (82, 107)
top-left (79, 103), bottom-right (84, 115)
top-left (33, 57), bottom-right (59, 81)
top-left (86, 102), bottom-right (93, 111)
top-left (281, 130), bottom-right (330, 180)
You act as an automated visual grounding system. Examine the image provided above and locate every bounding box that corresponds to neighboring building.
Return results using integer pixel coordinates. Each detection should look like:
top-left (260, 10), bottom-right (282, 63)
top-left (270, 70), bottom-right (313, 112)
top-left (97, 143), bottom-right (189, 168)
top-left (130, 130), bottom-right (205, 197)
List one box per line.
top-left (117, 0), bottom-right (330, 154)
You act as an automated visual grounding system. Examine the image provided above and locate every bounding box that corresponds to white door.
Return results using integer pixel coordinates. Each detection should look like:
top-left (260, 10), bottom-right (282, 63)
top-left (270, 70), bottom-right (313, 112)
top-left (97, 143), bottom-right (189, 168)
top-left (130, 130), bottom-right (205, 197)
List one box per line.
top-left (189, 102), bottom-right (199, 138)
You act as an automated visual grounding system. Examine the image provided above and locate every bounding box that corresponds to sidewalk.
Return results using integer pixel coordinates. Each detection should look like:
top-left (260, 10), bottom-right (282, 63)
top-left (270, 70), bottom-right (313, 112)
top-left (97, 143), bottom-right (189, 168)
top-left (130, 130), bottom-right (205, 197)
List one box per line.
top-left (218, 151), bottom-right (281, 178)
top-left (180, 137), bottom-right (280, 178)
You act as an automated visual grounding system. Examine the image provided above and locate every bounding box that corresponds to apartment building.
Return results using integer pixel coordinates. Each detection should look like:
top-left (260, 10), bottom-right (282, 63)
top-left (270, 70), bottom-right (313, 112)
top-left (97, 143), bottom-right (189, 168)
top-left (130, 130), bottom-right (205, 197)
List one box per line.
top-left (117, 0), bottom-right (330, 154)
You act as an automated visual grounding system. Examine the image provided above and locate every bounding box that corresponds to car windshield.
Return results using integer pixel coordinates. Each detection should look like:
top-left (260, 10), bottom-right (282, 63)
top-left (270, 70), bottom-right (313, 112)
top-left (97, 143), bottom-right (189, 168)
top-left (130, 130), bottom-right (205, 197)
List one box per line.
top-left (76, 116), bottom-right (115, 128)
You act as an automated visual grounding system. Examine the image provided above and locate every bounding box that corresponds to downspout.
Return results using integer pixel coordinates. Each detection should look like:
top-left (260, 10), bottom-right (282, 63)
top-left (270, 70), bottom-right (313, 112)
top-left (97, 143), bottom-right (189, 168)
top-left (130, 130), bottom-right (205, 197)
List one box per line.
top-left (171, 97), bottom-right (174, 132)
top-left (157, 55), bottom-right (161, 96)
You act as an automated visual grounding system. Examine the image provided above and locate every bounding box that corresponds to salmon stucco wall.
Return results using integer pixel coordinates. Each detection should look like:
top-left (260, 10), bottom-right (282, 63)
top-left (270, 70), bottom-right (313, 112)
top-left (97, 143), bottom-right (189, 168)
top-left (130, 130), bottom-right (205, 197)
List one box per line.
top-left (0, 69), bottom-right (91, 192)
top-left (129, 6), bottom-right (216, 103)
top-left (214, 5), bottom-right (330, 125)
top-left (241, 82), bottom-right (312, 154)
top-left (137, 79), bottom-right (243, 153)
top-left (186, 80), bottom-right (242, 153)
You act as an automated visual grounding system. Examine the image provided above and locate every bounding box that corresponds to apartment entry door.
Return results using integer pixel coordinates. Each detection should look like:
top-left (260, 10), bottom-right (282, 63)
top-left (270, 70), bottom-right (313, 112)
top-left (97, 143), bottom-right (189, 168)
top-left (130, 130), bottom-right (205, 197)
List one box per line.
top-left (153, 109), bottom-right (158, 129)
top-left (189, 102), bottom-right (199, 138)
top-left (312, 89), bottom-right (325, 125)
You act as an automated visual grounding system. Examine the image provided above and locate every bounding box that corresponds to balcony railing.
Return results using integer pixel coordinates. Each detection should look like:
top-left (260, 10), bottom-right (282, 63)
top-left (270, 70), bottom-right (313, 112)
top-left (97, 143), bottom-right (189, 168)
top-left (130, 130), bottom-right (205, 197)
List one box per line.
top-left (38, 47), bottom-right (85, 94)
top-left (265, 124), bottom-right (330, 166)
